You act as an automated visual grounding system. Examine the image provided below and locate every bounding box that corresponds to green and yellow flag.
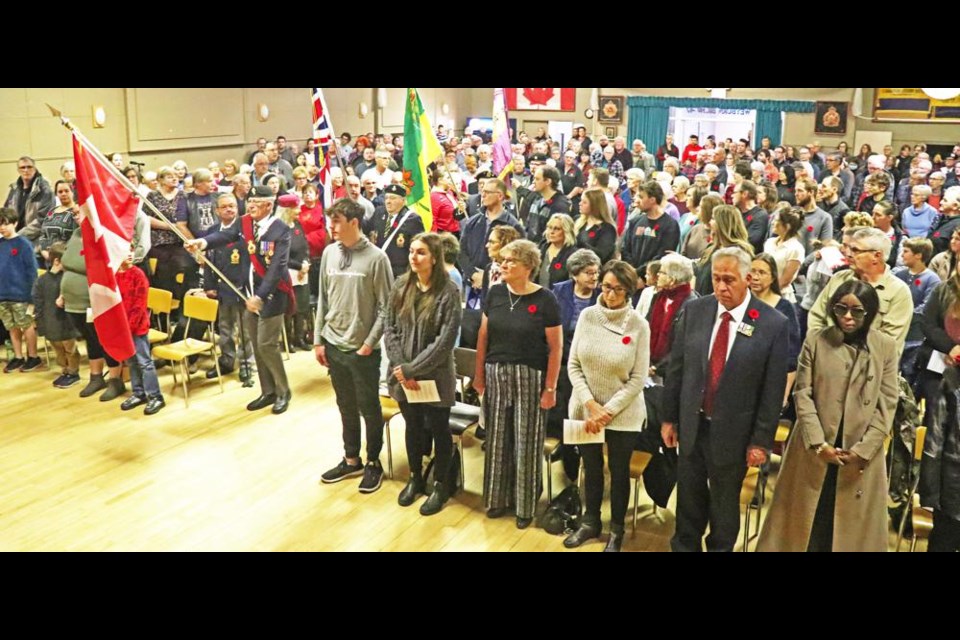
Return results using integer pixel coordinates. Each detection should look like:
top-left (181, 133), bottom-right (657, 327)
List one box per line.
top-left (402, 88), bottom-right (444, 231)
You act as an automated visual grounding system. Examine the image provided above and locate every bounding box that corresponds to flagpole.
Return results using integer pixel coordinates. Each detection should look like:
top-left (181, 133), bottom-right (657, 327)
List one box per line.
top-left (313, 89), bottom-right (351, 198)
top-left (47, 104), bottom-right (250, 305)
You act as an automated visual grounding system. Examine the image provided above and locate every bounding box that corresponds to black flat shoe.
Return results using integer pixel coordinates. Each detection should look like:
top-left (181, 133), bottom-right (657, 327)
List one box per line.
top-left (271, 392), bottom-right (291, 414)
top-left (486, 507), bottom-right (507, 519)
top-left (563, 522), bottom-right (601, 548)
top-left (120, 395), bottom-right (148, 411)
top-left (516, 516), bottom-right (534, 530)
top-left (144, 398), bottom-right (166, 415)
top-left (206, 367), bottom-right (232, 379)
top-left (247, 394), bottom-right (278, 411)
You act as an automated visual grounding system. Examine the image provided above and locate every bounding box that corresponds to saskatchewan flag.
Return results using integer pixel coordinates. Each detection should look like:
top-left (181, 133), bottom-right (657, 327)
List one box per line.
top-left (402, 88), bottom-right (444, 231)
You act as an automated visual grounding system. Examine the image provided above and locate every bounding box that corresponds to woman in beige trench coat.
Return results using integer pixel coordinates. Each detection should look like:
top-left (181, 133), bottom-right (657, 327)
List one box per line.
top-left (758, 280), bottom-right (899, 552)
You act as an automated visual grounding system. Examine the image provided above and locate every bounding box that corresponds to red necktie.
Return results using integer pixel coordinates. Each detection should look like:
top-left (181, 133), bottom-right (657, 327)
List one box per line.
top-left (703, 312), bottom-right (732, 417)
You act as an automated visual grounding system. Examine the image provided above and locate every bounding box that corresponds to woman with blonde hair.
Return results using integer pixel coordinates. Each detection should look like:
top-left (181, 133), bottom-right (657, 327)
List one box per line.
top-left (475, 239), bottom-right (562, 529)
top-left (680, 190), bottom-right (719, 260)
top-left (538, 213), bottom-right (578, 289)
top-left (574, 188), bottom-right (617, 264)
top-left (694, 204), bottom-right (753, 295)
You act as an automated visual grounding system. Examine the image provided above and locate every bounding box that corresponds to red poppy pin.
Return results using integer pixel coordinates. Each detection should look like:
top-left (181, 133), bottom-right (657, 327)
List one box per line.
top-left (746, 215), bottom-right (753, 222)
top-left (295, 229), bottom-right (301, 235)
top-left (915, 279), bottom-right (922, 286)
top-left (588, 231), bottom-right (596, 238)
top-left (748, 309), bottom-right (760, 321)
top-left (807, 226), bottom-right (814, 232)
top-left (622, 336), bottom-right (632, 345)
top-left (553, 263), bottom-right (562, 270)
top-left (11, 248), bottom-right (18, 256)
top-left (934, 232), bottom-right (941, 238)
top-left (689, 219), bottom-right (696, 226)
top-left (654, 225), bottom-right (660, 232)
top-left (528, 304), bottom-right (538, 314)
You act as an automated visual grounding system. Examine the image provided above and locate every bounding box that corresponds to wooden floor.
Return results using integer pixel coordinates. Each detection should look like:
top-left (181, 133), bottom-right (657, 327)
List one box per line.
top-left (0, 348), bottom-right (677, 552)
top-left (0, 348), bottom-right (923, 552)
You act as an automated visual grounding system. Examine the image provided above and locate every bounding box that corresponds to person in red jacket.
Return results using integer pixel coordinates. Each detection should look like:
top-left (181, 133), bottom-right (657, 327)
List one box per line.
top-left (298, 183), bottom-right (327, 306)
top-left (116, 249), bottom-right (165, 415)
top-left (682, 134), bottom-right (703, 166)
top-left (429, 167), bottom-right (461, 236)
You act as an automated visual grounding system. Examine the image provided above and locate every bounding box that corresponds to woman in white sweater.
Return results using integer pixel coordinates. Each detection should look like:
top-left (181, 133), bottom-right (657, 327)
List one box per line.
top-left (564, 260), bottom-right (650, 552)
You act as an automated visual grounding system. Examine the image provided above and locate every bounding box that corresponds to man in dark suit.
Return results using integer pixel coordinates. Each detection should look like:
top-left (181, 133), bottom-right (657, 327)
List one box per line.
top-left (187, 186), bottom-right (295, 415)
top-left (368, 184), bottom-right (425, 279)
top-left (661, 247), bottom-right (788, 552)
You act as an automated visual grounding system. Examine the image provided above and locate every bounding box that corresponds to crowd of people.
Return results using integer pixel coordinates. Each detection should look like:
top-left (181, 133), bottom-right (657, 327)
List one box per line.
top-left (4, 125), bottom-right (960, 552)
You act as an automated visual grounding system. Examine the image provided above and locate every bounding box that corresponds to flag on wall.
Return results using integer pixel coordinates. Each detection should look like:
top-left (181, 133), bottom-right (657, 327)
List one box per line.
top-left (312, 87), bottom-right (335, 207)
top-left (402, 88), bottom-right (444, 230)
top-left (72, 133), bottom-right (140, 363)
top-left (504, 88), bottom-right (576, 112)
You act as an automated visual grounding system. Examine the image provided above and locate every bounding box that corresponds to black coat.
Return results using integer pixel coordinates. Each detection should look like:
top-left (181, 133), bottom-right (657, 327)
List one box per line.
top-left (538, 243), bottom-right (578, 290)
top-left (368, 207), bottom-right (426, 279)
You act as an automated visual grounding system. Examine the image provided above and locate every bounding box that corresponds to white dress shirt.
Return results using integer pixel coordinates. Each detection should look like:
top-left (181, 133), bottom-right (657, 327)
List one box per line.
top-left (708, 291), bottom-right (753, 364)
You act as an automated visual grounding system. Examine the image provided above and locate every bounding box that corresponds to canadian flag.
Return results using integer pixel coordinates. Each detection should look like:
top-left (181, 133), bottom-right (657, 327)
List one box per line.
top-left (505, 88), bottom-right (576, 112)
top-left (73, 133), bottom-right (141, 363)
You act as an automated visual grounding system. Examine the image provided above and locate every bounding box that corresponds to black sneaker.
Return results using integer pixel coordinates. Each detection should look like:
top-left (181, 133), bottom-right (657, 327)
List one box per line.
top-left (55, 373), bottom-right (81, 389)
top-left (320, 459), bottom-right (365, 484)
top-left (19, 357), bottom-right (42, 372)
top-left (358, 461), bottom-right (384, 494)
top-left (3, 358), bottom-right (24, 373)
top-left (52, 374), bottom-right (68, 387)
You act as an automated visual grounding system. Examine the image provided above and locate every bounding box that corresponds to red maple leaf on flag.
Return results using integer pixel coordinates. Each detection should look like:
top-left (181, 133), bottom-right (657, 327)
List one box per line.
top-left (522, 88), bottom-right (555, 106)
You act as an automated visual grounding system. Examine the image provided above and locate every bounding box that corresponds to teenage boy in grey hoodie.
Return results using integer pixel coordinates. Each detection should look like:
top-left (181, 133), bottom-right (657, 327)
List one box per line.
top-left (315, 198), bottom-right (394, 494)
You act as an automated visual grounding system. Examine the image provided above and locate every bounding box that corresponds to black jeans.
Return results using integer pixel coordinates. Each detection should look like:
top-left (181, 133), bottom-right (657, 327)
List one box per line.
top-left (580, 429), bottom-right (639, 530)
top-left (400, 402), bottom-right (452, 483)
top-left (325, 339), bottom-right (383, 461)
top-left (929, 510), bottom-right (960, 552)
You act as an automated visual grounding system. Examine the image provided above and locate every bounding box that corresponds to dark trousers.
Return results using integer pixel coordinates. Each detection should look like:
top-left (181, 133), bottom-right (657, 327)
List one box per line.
top-left (919, 370), bottom-right (944, 432)
top-left (581, 430), bottom-right (640, 530)
top-left (325, 339), bottom-right (383, 461)
top-left (546, 364), bottom-right (581, 482)
top-left (929, 510), bottom-right (960, 552)
top-left (671, 417), bottom-right (748, 552)
top-left (147, 244), bottom-right (195, 303)
top-left (400, 402), bottom-right (452, 482)
top-left (68, 312), bottom-right (118, 367)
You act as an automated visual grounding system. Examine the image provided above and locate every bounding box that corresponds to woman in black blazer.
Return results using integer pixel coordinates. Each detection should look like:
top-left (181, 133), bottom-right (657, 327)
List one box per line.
top-left (538, 213), bottom-right (578, 289)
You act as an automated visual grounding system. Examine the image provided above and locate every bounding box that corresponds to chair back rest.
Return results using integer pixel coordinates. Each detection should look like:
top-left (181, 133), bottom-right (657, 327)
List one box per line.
top-left (914, 426), bottom-right (927, 462)
top-left (149, 257), bottom-right (158, 275)
top-left (147, 287), bottom-right (174, 315)
top-left (183, 294), bottom-right (219, 323)
top-left (454, 347), bottom-right (477, 379)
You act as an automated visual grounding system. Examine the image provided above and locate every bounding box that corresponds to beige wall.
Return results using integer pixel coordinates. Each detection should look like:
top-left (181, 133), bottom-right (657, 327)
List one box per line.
top-left (4, 88), bottom-right (954, 194)
top-left (0, 88), bottom-right (472, 192)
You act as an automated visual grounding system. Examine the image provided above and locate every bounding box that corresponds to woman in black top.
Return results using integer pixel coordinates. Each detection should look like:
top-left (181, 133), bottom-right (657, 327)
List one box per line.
top-left (777, 164), bottom-right (797, 206)
top-left (384, 233), bottom-right (463, 515)
top-left (538, 213), bottom-right (578, 289)
top-left (475, 239), bottom-right (563, 529)
top-left (575, 188), bottom-right (618, 264)
top-left (38, 180), bottom-right (79, 265)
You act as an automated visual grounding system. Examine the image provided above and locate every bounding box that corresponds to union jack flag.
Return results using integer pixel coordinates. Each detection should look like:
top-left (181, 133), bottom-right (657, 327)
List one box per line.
top-left (312, 87), bottom-right (335, 207)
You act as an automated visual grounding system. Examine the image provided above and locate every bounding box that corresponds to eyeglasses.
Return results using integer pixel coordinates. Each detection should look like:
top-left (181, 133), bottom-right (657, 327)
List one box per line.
top-left (749, 269), bottom-right (771, 278)
top-left (846, 246), bottom-right (877, 255)
top-left (481, 190), bottom-right (500, 196)
top-left (832, 304), bottom-right (866, 320)
top-left (600, 283), bottom-right (627, 294)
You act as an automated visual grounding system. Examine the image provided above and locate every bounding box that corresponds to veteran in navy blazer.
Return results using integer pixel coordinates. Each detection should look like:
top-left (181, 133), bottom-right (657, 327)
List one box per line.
top-left (188, 187), bottom-right (295, 415)
top-left (661, 246), bottom-right (788, 552)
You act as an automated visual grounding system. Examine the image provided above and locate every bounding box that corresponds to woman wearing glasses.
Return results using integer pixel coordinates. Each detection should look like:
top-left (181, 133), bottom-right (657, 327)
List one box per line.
top-left (564, 260), bottom-right (649, 552)
top-left (758, 280), bottom-right (898, 552)
top-left (475, 239), bottom-right (562, 529)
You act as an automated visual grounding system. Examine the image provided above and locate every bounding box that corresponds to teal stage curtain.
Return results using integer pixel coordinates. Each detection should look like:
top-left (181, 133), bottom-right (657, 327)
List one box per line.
top-left (626, 96), bottom-right (814, 149)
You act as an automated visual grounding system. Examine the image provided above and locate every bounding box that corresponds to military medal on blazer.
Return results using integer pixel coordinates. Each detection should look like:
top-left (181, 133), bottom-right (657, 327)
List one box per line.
top-left (241, 214), bottom-right (297, 316)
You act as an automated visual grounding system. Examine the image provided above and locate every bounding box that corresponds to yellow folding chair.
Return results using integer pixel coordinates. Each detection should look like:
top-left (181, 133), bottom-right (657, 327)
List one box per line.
top-left (147, 287), bottom-right (174, 344)
top-left (151, 295), bottom-right (222, 407)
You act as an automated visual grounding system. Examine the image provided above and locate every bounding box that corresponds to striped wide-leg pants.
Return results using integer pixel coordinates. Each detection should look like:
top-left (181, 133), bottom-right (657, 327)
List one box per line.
top-left (482, 362), bottom-right (546, 519)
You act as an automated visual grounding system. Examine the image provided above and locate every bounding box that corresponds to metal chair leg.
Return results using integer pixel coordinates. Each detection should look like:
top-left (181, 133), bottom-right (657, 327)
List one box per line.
top-left (180, 360), bottom-right (190, 408)
top-left (384, 418), bottom-right (393, 479)
top-left (632, 477), bottom-right (640, 534)
top-left (457, 437), bottom-right (465, 490)
top-left (280, 321), bottom-right (290, 362)
top-left (545, 453), bottom-right (553, 504)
